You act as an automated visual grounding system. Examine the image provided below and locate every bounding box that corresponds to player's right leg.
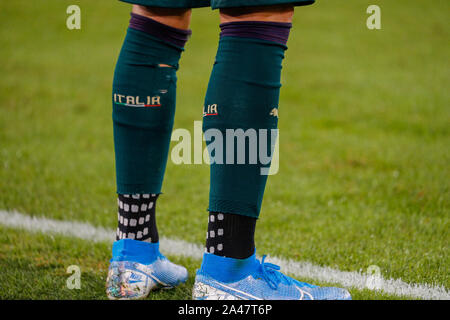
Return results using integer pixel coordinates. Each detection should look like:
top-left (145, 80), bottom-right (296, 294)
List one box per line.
top-left (106, 1), bottom-right (206, 300)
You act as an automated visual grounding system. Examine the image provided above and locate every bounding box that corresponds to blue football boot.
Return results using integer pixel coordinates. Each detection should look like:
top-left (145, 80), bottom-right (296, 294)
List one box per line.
top-left (106, 239), bottom-right (188, 300)
top-left (192, 252), bottom-right (351, 300)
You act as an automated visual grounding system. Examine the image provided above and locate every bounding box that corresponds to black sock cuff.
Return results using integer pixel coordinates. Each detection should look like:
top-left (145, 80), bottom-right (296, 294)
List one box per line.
top-left (117, 193), bottom-right (159, 243)
top-left (206, 212), bottom-right (257, 259)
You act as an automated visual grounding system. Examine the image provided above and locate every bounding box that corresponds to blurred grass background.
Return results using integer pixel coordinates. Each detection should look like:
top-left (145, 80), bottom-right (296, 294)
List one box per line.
top-left (0, 0), bottom-right (448, 299)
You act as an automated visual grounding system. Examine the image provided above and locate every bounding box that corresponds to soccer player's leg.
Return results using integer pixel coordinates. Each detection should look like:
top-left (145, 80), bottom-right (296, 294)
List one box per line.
top-left (107, 2), bottom-right (199, 300)
top-left (193, 1), bottom-right (352, 300)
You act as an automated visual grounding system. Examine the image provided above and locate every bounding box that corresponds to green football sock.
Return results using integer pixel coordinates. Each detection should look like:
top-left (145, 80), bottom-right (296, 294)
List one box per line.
top-left (112, 27), bottom-right (183, 195)
top-left (203, 36), bottom-right (287, 219)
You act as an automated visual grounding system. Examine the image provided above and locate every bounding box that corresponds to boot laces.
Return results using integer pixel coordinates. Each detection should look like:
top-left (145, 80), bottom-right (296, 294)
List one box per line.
top-left (260, 255), bottom-right (293, 290)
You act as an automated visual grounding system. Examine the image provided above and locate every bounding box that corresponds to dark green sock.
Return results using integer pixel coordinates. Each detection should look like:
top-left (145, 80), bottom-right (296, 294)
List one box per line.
top-left (112, 28), bottom-right (182, 195)
top-left (203, 36), bottom-right (286, 219)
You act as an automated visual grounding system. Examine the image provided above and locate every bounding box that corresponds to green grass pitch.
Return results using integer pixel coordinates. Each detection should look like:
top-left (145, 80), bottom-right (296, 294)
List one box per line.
top-left (0, 0), bottom-right (448, 299)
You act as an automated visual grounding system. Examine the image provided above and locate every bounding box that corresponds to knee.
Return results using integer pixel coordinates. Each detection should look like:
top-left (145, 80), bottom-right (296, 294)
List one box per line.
top-left (219, 5), bottom-right (294, 23)
top-left (132, 5), bottom-right (192, 29)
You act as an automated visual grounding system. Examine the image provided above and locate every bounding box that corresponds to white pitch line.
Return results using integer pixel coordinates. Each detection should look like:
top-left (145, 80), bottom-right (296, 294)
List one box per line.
top-left (0, 210), bottom-right (448, 300)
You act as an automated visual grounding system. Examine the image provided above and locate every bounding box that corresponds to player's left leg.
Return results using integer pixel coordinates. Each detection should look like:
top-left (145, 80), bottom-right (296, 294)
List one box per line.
top-left (193, 0), bottom-right (351, 300)
top-left (107, 1), bottom-right (206, 300)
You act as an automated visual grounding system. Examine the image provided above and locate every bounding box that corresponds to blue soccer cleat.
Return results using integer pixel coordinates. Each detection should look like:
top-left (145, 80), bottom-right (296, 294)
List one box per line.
top-left (106, 239), bottom-right (188, 300)
top-left (192, 252), bottom-right (351, 300)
